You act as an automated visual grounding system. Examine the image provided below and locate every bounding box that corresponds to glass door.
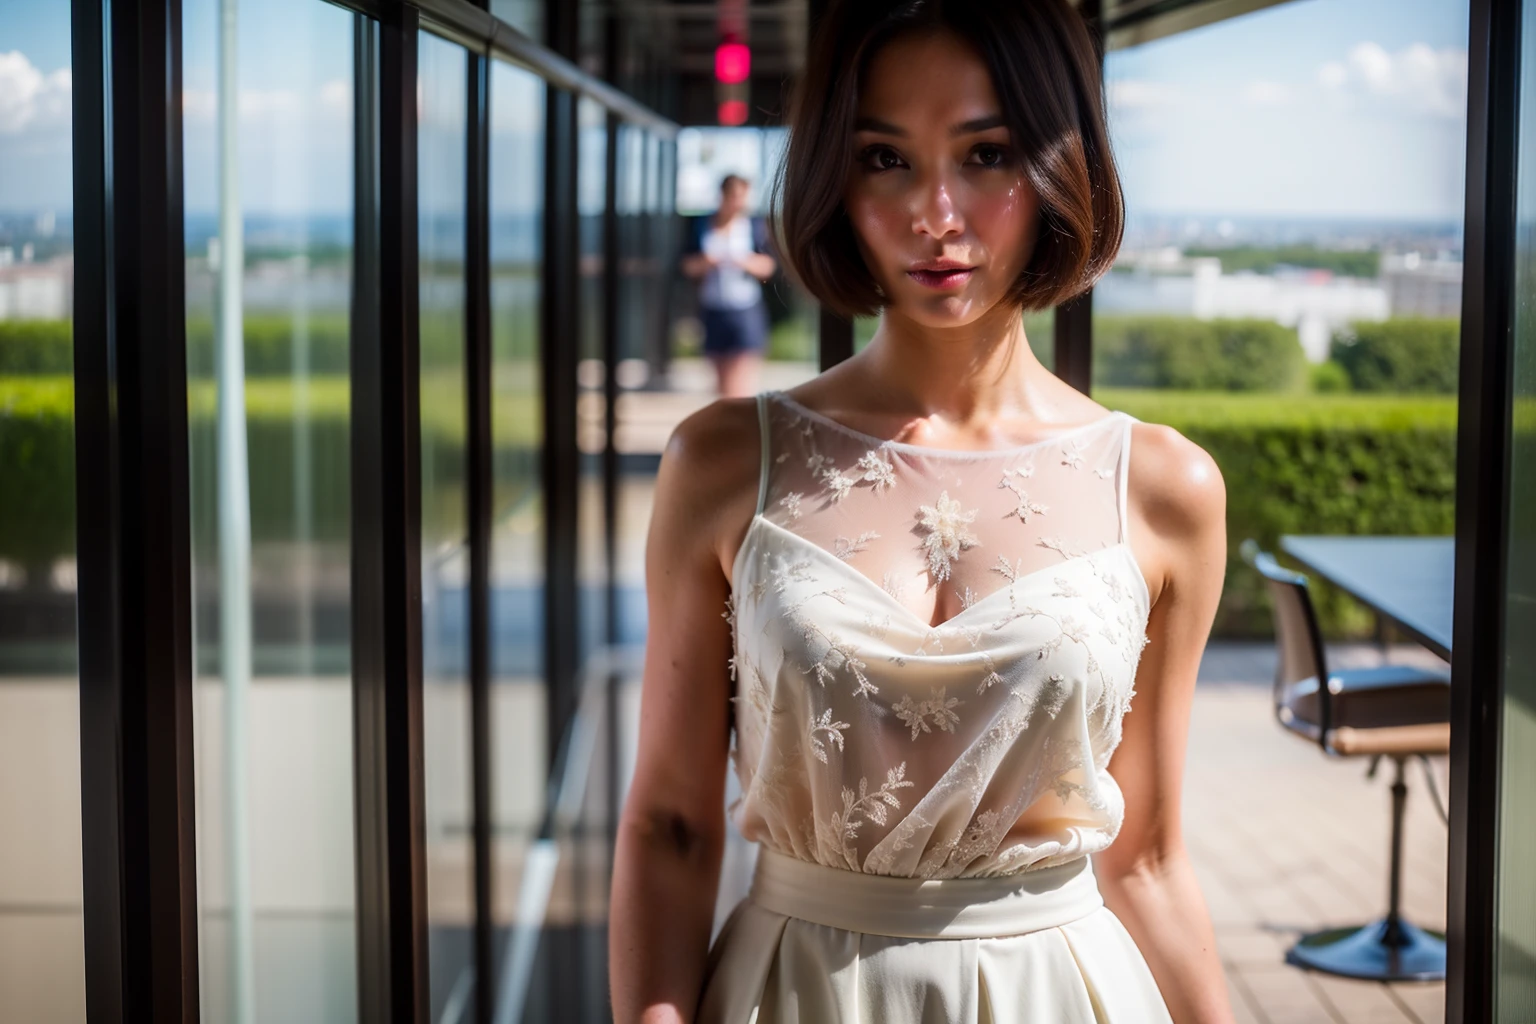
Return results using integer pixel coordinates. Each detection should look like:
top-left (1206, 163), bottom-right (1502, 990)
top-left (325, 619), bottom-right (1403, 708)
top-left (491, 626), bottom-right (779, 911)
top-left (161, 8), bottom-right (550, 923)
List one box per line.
top-left (1499, 2), bottom-right (1536, 1012)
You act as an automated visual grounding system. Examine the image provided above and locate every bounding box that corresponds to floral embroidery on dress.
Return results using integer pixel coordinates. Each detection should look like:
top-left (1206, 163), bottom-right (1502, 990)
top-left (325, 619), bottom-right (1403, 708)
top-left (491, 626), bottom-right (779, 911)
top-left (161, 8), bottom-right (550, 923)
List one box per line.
top-left (856, 449), bottom-right (897, 491)
top-left (999, 467), bottom-right (1048, 523)
top-left (915, 491), bottom-right (980, 582)
top-left (780, 491), bottom-right (803, 520)
top-left (893, 686), bottom-right (963, 740)
top-left (833, 531), bottom-right (880, 560)
top-left (796, 626), bottom-right (877, 697)
top-left (808, 708), bottom-right (851, 763)
top-left (822, 467), bottom-right (857, 503)
top-left (820, 764), bottom-right (914, 869)
top-left (977, 653), bottom-right (1004, 694)
top-left (1039, 536), bottom-right (1085, 560)
top-left (1061, 440), bottom-right (1085, 470)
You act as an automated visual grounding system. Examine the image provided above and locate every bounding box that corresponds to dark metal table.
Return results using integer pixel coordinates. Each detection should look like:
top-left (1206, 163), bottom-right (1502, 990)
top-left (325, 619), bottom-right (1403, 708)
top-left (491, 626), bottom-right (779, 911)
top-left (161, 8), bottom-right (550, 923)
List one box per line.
top-left (1279, 535), bottom-right (1455, 661)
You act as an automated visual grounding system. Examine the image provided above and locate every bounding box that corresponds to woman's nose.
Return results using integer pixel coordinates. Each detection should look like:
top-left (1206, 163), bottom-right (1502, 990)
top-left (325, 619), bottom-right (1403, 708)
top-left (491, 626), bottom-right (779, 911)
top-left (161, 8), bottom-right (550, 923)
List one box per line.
top-left (911, 175), bottom-right (964, 238)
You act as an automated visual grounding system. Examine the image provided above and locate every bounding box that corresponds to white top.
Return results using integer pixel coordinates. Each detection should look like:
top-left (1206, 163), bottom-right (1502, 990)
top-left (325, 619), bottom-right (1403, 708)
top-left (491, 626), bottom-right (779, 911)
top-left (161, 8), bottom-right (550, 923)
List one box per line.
top-left (696, 214), bottom-right (765, 310)
top-left (726, 390), bottom-right (1151, 879)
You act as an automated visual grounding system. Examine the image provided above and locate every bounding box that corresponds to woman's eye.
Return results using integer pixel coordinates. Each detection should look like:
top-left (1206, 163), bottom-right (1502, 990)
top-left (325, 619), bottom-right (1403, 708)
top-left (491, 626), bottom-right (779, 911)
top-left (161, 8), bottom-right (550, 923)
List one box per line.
top-left (972, 144), bottom-right (1010, 167)
top-left (859, 146), bottom-right (903, 172)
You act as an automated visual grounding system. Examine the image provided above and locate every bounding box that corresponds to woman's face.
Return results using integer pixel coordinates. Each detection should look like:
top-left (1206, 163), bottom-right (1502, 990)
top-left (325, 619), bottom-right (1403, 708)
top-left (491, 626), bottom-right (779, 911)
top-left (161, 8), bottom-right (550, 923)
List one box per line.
top-left (845, 29), bottom-right (1040, 326)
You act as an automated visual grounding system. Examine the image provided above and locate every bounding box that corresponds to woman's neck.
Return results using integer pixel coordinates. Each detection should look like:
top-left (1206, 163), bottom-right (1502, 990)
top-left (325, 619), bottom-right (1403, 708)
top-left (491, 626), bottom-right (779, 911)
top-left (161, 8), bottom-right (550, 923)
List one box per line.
top-left (854, 304), bottom-right (1057, 427)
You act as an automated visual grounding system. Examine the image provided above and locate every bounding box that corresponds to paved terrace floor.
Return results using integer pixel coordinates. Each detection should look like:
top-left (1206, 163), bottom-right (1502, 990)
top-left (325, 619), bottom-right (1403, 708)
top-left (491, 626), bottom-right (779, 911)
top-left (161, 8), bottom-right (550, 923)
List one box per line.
top-left (1186, 644), bottom-right (1449, 1024)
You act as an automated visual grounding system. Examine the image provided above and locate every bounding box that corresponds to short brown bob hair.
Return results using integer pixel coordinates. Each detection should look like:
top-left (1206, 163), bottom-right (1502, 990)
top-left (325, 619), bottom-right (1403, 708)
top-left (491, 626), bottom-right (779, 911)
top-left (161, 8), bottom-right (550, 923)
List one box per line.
top-left (769, 0), bottom-right (1124, 318)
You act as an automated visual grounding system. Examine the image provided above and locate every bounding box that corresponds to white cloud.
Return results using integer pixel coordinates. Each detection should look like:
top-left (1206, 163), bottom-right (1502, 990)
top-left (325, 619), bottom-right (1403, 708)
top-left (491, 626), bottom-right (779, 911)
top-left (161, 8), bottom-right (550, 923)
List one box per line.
top-left (1241, 80), bottom-right (1291, 107)
top-left (319, 79), bottom-right (351, 116)
top-left (0, 51), bottom-right (71, 135)
top-left (183, 84), bottom-right (350, 122)
top-left (1106, 79), bottom-right (1181, 114)
top-left (1318, 41), bottom-right (1467, 117)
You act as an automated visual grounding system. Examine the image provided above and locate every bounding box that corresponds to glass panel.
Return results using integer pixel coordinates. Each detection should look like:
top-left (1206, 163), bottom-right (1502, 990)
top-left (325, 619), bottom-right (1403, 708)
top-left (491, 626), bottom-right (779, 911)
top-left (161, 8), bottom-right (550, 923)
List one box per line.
top-left (577, 96), bottom-right (608, 670)
top-left (1102, 0), bottom-right (1467, 640)
top-left (490, 0), bottom-right (541, 44)
top-left (487, 57), bottom-right (548, 1021)
top-left (0, 1), bottom-right (85, 1017)
top-left (417, 31), bottom-right (474, 1023)
top-left (1499, 2), bottom-right (1536, 1012)
top-left (181, 0), bottom-right (357, 1019)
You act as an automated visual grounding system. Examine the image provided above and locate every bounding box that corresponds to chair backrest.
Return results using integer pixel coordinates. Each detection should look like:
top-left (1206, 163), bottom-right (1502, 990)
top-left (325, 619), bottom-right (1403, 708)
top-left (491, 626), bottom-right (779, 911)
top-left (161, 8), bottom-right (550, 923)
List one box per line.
top-left (1240, 540), bottom-right (1330, 735)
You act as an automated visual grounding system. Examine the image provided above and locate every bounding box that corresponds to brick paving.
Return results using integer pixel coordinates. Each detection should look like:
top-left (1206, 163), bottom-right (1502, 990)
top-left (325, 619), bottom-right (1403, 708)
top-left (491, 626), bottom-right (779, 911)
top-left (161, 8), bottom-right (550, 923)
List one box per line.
top-left (1186, 645), bottom-right (1449, 1023)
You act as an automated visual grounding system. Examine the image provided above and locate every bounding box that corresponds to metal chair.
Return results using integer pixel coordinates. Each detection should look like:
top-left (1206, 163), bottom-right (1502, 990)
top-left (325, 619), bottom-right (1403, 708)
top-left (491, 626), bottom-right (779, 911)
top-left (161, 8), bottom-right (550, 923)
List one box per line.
top-left (1240, 539), bottom-right (1450, 982)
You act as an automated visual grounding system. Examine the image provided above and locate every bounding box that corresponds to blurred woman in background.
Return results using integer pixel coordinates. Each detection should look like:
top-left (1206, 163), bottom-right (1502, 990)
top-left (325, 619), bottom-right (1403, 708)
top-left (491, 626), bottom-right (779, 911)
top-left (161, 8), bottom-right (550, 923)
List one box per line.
top-left (681, 174), bottom-right (777, 397)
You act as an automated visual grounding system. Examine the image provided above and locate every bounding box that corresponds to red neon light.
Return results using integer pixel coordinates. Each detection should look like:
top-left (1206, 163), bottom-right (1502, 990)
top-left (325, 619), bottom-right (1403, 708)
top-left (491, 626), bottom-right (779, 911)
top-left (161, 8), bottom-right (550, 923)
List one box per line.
top-left (718, 99), bottom-right (748, 125)
top-left (716, 41), bottom-right (750, 84)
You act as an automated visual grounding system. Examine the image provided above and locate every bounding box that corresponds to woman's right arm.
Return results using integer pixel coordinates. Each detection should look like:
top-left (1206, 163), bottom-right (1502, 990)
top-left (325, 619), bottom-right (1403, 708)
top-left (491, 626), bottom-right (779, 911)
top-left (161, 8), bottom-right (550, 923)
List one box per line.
top-left (609, 401), bottom-right (758, 1024)
top-left (680, 251), bottom-right (717, 278)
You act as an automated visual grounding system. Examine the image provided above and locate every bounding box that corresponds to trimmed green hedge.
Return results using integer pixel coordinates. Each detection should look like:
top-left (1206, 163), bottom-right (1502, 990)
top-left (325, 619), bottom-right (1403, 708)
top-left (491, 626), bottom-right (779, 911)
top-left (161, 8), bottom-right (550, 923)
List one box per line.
top-left (1092, 316), bottom-right (1307, 392)
top-left (3, 376), bottom-right (1460, 638)
top-left (1107, 390), bottom-right (1458, 637)
top-left (1183, 244), bottom-right (1380, 278)
top-left (1331, 318), bottom-right (1459, 394)
top-left (0, 320), bottom-right (74, 374)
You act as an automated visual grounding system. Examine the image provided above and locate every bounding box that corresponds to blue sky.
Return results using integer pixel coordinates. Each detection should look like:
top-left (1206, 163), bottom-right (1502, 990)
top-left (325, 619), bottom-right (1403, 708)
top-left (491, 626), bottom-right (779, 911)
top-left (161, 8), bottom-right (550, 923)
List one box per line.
top-left (0, 0), bottom-right (1471, 223)
top-left (1105, 0), bottom-right (1469, 221)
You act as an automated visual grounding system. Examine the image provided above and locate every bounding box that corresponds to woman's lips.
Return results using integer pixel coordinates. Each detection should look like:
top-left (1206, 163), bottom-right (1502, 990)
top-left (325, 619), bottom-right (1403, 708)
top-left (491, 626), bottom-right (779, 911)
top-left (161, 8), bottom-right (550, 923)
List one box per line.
top-left (907, 267), bottom-right (973, 289)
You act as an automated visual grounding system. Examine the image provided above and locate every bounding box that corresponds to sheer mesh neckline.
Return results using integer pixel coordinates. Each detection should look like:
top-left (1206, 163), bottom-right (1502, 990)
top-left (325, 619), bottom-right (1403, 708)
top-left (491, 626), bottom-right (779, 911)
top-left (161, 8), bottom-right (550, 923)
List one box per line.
top-left (769, 389), bottom-right (1127, 460)
top-left (724, 389), bottom-right (1153, 878)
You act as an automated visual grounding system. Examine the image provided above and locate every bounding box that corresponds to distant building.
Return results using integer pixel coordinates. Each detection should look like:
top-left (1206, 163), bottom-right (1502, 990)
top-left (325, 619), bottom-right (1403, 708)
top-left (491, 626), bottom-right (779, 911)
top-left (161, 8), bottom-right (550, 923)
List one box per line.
top-left (1381, 252), bottom-right (1462, 318)
top-left (1098, 252), bottom-right (1389, 362)
top-left (0, 256), bottom-right (73, 321)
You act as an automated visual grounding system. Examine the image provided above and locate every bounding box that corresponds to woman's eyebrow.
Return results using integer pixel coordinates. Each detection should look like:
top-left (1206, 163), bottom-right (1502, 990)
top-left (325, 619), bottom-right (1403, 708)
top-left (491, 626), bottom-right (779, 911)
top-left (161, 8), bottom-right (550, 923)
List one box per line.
top-left (951, 114), bottom-right (1007, 135)
top-left (853, 114), bottom-right (1007, 137)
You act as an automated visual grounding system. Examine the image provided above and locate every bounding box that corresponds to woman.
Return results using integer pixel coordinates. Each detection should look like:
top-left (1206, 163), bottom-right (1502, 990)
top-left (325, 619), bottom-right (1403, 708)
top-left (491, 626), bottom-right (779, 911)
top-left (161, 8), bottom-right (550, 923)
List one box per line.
top-left (612, 1), bottom-right (1234, 1021)
top-left (681, 174), bottom-right (778, 397)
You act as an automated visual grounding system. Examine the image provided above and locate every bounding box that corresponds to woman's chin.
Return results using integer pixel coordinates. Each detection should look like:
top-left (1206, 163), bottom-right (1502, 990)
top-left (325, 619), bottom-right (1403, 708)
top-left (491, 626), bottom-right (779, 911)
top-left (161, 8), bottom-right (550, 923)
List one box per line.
top-left (889, 293), bottom-right (991, 328)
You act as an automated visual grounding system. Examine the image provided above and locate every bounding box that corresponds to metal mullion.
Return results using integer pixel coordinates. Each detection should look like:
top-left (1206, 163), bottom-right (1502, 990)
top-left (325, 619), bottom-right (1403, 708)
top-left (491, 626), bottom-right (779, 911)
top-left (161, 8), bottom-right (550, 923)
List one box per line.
top-left (350, 10), bottom-right (428, 1024)
top-left (71, 0), bottom-right (201, 1019)
top-left (1448, 0), bottom-right (1521, 1019)
top-left (541, 0), bottom-right (581, 781)
top-left (464, 38), bottom-right (496, 1024)
top-left (1052, 294), bottom-right (1093, 392)
top-left (1052, 0), bottom-right (1102, 393)
top-left (806, 0), bottom-right (855, 370)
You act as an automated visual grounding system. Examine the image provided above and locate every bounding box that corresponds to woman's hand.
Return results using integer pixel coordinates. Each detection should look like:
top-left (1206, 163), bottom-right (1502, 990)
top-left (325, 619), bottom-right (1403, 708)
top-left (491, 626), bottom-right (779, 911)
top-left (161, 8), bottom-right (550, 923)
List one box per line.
top-left (609, 399), bottom-right (761, 1024)
top-left (1096, 423), bottom-right (1237, 1024)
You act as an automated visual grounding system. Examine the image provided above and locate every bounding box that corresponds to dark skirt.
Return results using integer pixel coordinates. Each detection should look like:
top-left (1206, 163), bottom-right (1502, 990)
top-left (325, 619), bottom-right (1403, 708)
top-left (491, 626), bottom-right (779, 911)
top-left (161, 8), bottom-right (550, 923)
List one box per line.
top-left (701, 302), bottom-right (768, 356)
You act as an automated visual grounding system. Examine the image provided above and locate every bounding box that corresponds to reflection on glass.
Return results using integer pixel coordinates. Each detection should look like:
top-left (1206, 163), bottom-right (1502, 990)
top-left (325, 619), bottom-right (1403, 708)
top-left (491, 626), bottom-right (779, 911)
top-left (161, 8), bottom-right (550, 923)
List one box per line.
top-left (1099, 0), bottom-right (1466, 640)
top-left (577, 97), bottom-right (609, 667)
top-left (488, 59), bottom-right (548, 1021)
top-left (0, 0), bottom-right (84, 1015)
top-left (418, 31), bottom-right (474, 1024)
top-left (491, 0), bottom-right (542, 45)
top-left (182, 0), bottom-right (357, 1020)
top-left (1500, 1), bottom-right (1536, 1012)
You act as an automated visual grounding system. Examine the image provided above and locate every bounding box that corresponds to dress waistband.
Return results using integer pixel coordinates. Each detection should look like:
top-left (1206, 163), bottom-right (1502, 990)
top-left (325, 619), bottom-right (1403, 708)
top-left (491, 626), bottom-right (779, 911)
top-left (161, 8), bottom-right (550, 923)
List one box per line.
top-left (748, 849), bottom-right (1104, 940)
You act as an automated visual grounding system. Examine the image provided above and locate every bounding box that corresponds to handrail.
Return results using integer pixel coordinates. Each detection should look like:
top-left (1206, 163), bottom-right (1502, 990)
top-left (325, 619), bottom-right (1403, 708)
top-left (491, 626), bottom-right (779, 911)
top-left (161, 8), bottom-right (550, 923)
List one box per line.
top-left (321, 0), bottom-right (678, 134)
top-left (493, 642), bottom-right (646, 1024)
top-left (414, 0), bottom-right (679, 136)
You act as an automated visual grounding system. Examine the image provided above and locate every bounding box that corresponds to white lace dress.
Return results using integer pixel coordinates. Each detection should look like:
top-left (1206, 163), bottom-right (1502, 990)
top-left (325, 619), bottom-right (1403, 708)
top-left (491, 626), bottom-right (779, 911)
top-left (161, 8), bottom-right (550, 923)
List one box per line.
top-left (697, 391), bottom-right (1173, 1023)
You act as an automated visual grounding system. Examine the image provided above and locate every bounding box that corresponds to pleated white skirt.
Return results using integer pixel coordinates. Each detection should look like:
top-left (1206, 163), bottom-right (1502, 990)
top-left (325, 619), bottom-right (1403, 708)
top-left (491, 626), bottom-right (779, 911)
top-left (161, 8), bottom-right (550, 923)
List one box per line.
top-left (697, 850), bottom-right (1172, 1023)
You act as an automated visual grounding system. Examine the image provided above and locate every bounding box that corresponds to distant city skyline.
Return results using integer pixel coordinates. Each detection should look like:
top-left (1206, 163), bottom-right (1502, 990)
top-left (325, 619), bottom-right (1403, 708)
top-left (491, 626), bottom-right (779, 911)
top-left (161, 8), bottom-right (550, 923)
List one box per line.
top-left (1, 0), bottom-right (1471, 223)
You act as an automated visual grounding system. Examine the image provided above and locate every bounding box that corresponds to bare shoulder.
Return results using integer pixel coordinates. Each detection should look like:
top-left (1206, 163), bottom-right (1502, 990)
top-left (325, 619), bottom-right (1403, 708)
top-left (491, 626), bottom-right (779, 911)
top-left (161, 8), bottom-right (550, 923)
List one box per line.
top-left (1127, 421), bottom-right (1226, 594)
top-left (653, 396), bottom-right (764, 574)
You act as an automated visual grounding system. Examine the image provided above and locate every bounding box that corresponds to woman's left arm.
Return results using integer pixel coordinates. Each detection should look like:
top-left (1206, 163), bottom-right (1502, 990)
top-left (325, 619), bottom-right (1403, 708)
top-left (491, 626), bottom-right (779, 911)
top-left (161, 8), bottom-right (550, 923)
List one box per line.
top-left (1095, 423), bottom-right (1235, 1024)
